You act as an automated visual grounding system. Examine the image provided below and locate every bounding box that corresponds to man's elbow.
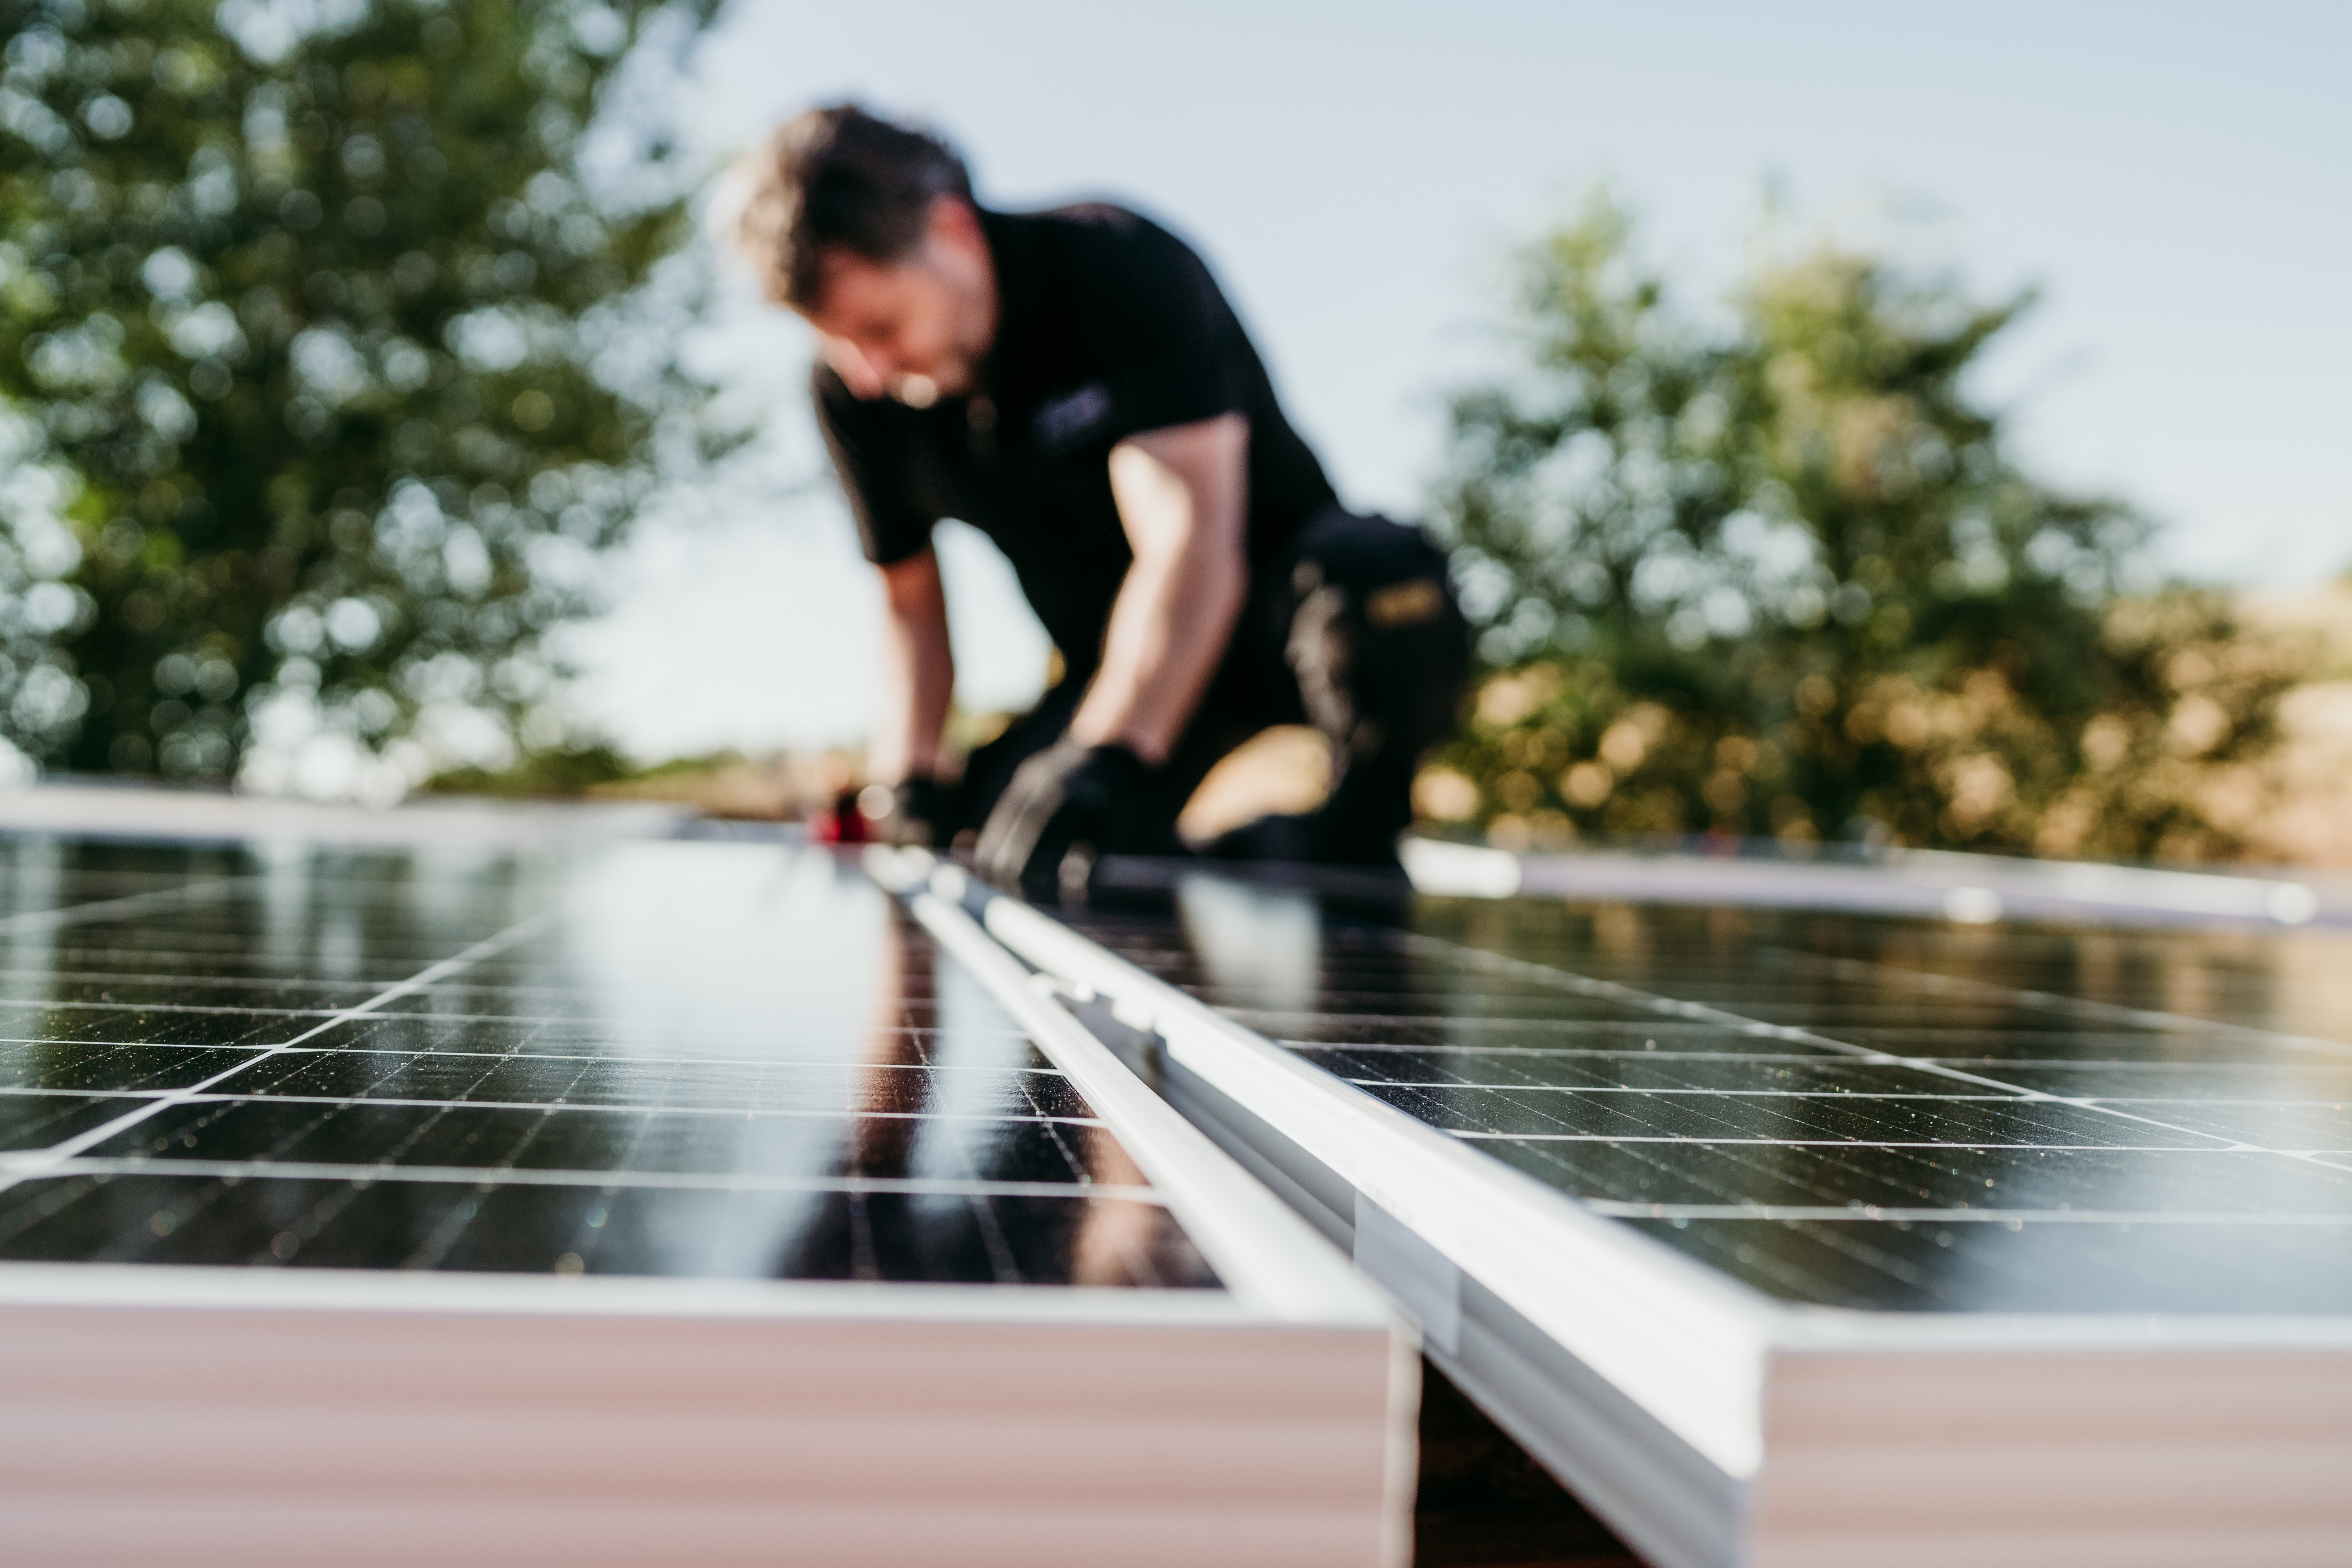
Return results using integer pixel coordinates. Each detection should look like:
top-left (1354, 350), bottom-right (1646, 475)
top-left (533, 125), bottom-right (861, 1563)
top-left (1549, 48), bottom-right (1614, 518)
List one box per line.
top-left (1111, 415), bottom-right (1250, 558)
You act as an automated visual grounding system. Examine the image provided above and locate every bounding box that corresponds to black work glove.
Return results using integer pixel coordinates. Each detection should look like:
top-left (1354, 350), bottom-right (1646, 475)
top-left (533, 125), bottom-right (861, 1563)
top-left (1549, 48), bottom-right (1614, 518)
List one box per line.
top-left (973, 741), bottom-right (1149, 895)
top-left (857, 775), bottom-right (958, 848)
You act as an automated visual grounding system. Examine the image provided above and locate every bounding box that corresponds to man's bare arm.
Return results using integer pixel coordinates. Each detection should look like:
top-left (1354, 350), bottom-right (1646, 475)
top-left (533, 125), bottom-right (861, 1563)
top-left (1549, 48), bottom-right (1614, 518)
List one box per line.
top-left (1068, 412), bottom-right (1250, 765)
top-left (871, 546), bottom-right (954, 783)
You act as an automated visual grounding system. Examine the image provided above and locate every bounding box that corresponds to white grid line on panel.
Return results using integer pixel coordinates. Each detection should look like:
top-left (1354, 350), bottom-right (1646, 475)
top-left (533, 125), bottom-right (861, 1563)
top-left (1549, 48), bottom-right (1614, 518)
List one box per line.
top-left (1235, 1012), bottom-right (1743, 1028)
top-left (0, 997), bottom-right (1013, 1031)
top-left (0, 1024), bottom-right (1026, 1051)
top-left (0, 997), bottom-right (344, 1020)
top-left (1264, 1021), bottom-right (2288, 1051)
top-left (0, 968), bottom-right (987, 1014)
top-left (0, 986), bottom-right (965, 1013)
top-left (21, 935), bottom-right (951, 966)
top-left (1577, 1200), bottom-right (2352, 1224)
top-left (0, 907), bottom-right (559, 1192)
top-left (1764, 946), bottom-right (2352, 1059)
top-left (0, 1051), bottom-right (1060, 1092)
top-left (2, 1086), bottom-right (181, 1101)
top-left (1332, 1080), bottom-right (2352, 1113)
top-left (1284, 1043), bottom-right (1858, 1059)
top-left (0, 968), bottom-right (388, 992)
top-left (1343, 1082), bottom-right (2017, 1098)
top-left (15, 1086), bottom-right (1108, 1125)
top-left (1453, 1132), bottom-right (2321, 1151)
top-left (1915, 1058), bottom-right (2352, 1072)
top-left (246, 1046), bottom-right (1066, 1074)
top-left (0, 876), bottom-right (255, 937)
top-left (0, 1084), bottom-right (1102, 1133)
top-left (5, 970), bottom-right (978, 1000)
top-left (1396, 930), bottom-right (2311, 1158)
top-left (0, 1056), bottom-right (1074, 1089)
top-left (1283, 1043), bottom-right (2352, 1091)
top-left (14, 1154), bottom-right (1152, 1200)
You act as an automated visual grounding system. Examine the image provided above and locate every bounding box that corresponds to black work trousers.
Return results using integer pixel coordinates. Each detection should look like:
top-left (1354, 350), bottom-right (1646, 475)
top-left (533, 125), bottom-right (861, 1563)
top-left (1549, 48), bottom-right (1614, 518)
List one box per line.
top-left (952, 507), bottom-right (1470, 865)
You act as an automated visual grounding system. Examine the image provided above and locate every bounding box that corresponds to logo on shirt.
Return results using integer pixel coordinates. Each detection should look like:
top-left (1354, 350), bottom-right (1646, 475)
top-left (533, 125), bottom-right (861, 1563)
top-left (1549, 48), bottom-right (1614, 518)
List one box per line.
top-left (1032, 381), bottom-right (1114, 454)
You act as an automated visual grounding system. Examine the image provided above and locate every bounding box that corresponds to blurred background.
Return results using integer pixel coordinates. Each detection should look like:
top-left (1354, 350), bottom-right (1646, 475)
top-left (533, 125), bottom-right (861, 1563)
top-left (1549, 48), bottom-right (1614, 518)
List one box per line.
top-left (1, 0), bottom-right (2347, 862)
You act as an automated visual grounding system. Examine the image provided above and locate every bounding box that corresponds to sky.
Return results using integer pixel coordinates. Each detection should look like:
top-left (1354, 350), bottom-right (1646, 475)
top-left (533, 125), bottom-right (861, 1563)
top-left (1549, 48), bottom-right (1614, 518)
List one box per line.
top-left (565, 0), bottom-right (2352, 761)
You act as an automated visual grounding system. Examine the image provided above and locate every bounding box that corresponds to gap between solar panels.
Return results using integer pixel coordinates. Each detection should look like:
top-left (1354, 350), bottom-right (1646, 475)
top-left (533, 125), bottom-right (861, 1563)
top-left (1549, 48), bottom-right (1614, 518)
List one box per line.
top-left (931, 858), bottom-right (2352, 1568)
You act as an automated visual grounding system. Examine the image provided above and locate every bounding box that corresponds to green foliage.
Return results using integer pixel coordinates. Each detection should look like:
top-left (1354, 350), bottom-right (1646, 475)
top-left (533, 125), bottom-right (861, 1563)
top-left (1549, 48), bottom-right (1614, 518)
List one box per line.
top-left (0, 0), bottom-right (708, 787)
top-left (1428, 196), bottom-right (2300, 860)
top-left (421, 739), bottom-right (631, 796)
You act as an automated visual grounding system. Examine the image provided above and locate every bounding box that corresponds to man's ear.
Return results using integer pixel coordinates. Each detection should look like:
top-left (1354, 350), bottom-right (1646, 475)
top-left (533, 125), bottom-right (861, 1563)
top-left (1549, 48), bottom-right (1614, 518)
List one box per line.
top-left (926, 194), bottom-right (986, 256)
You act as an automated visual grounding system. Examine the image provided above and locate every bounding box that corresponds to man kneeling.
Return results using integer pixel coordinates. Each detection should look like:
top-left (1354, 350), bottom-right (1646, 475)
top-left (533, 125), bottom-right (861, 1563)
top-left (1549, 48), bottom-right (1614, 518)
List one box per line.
top-left (726, 105), bottom-right (1468, 893)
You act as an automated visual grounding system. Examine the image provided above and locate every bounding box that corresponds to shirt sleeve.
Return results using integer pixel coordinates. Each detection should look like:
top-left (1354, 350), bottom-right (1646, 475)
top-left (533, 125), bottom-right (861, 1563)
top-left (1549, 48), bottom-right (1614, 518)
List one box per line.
top-left (811, 363), bottom-right (936, 566)
top-left (1060, 211), bottom-right (1252, 449)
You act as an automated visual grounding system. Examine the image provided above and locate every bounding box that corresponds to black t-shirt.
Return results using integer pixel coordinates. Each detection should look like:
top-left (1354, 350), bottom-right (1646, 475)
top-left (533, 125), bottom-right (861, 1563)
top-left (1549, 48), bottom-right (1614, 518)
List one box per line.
top-left (812, 204), bottom-right (1337, 676)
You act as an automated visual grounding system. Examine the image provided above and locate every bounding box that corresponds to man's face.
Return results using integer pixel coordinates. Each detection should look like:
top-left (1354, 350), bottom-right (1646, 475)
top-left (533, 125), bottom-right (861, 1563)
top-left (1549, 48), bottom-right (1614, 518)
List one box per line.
top-left (799, 197), bottom-right (996, 407)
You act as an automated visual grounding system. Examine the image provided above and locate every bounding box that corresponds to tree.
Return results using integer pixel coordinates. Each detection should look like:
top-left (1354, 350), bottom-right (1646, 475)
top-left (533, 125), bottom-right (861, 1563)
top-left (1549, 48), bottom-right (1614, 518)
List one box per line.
top-left (1425, 195), bottom-right (2299, 860)
top-left (0, 0), bottom-right (709, 793)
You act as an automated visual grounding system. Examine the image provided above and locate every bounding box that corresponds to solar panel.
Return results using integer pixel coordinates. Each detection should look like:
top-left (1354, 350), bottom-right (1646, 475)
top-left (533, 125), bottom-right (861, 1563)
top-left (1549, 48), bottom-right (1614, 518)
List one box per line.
top-left (0, 830), bottom-right (1406, 1567)
top-left (948, 860), bottom-right (2352, 1568)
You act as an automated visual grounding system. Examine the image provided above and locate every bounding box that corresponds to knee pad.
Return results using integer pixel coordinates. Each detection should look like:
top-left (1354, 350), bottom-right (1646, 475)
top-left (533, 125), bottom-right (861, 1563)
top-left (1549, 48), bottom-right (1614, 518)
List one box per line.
top-left (1283, 510), bottom-right (1468, 757)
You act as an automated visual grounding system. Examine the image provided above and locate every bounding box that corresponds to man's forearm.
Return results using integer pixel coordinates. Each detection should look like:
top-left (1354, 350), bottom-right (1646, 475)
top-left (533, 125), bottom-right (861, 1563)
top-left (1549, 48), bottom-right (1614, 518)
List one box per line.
top-left (874, 631), bottom-right (952, 782)
top-left (1069, 538), bottom-right (1244, 765)
top-left (1067, 415), bottom-right (1252, 766)
top-left (871, 550), bottom-right (955, 783)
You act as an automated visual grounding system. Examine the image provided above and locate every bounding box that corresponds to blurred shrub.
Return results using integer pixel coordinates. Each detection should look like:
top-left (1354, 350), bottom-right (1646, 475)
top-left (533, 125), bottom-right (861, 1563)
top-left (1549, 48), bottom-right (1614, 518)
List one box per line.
top-left (421, 740), bottom-right (631, 797)
top-left (1422, 196), bottom-right (2305, 860)
top-left (428, 745), bottom-right (859, 822)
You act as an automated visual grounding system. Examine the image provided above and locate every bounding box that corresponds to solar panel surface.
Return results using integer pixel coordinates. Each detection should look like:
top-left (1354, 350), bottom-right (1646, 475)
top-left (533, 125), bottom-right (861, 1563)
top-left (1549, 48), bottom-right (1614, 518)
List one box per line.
top-left (0, 837), bottom-right (1214, 1289)
top-left (1053, 876), bottom-right (2352, 1314)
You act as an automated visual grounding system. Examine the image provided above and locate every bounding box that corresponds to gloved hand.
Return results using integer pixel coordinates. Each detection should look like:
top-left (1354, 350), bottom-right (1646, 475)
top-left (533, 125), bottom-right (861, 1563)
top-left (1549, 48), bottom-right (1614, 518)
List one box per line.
top-left (856, 775), bottom-right (958, 848)
top-left (973, 741), bottom-right (1148, 894)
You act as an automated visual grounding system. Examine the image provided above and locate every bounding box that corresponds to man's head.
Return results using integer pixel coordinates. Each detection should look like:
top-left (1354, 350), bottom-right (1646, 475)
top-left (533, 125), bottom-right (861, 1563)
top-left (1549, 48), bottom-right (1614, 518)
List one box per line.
top-left (724, 104), bottom-right (996, 405)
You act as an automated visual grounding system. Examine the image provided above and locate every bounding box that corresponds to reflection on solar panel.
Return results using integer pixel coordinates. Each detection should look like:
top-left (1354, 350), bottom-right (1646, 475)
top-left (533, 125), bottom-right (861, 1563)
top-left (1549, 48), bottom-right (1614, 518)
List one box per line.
top-left (949, 863), bottom-right (2352, 1568)
top-left (0, 834), bottom-right (1406, 1567)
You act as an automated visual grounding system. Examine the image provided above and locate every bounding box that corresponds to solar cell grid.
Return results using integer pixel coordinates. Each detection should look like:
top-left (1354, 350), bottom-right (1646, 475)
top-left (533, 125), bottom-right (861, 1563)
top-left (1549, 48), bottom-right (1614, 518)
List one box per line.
top-left (1050, 880), bottom-right (2352, 1313)
top-left (0, 840), bottom-right (1216, 1290)
top-left (0, 834), bottom-right (1425, 1568)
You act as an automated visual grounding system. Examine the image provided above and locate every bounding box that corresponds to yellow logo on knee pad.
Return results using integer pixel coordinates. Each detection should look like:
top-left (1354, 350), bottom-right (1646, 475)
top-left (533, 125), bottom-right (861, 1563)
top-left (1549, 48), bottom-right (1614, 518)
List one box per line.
top-left (1364, 577), bottom-right (1446, 630)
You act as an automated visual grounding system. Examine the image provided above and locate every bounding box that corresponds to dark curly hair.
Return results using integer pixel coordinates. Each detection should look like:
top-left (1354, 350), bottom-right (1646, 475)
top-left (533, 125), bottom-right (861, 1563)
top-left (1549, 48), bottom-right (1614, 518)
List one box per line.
top-left (723, 103), bottom-right (973, 310)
